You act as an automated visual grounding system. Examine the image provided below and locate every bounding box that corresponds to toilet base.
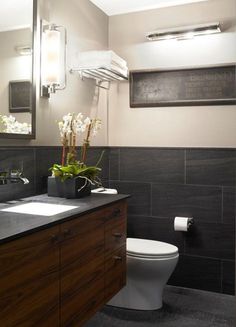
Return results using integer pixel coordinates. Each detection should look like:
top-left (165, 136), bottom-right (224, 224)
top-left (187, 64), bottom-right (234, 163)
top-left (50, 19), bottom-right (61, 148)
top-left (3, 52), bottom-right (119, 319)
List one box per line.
top-left (108, 282), bottom-right (163, 310)
top-left (108, 254), bottom-right (179, 311)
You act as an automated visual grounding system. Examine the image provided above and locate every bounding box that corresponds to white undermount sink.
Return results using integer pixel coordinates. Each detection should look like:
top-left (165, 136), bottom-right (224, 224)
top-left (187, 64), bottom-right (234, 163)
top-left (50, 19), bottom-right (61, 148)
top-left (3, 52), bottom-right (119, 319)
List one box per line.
top-left (1, 202), bottom-right (79, 216)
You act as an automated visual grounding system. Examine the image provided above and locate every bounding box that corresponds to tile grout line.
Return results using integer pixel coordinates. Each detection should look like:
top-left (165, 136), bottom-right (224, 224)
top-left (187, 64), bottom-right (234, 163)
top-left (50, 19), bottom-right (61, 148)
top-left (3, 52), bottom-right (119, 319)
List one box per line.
top-left (150, 182), bottom-right (153, 217)
top-left (183, 230), bottom-right (186, 255)
top-left (221, 186), bottom-right (224, 223)
top-left (220, 259), bottom-right (223, 293)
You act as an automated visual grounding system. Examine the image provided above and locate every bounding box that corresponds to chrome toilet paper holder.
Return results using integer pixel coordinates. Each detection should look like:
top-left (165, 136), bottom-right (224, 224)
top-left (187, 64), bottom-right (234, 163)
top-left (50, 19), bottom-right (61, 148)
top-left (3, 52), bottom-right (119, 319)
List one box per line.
top-left (174, 216), bottom-right (194, 232)
top-left (188, 218), bottom-right (194, 227)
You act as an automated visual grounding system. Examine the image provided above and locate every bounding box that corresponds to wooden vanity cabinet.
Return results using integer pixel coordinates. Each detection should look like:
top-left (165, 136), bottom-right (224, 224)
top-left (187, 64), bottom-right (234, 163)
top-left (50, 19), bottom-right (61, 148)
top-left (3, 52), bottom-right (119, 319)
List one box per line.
top-left (60, 210), bottom-right (105, 327)
top-left (0, 226), bottom-right (60, 327)
top-left (0, 200), bottom-right (127, 327)
top-left (104, 201), bottom-right (127, 302)
top-left (60, 200), bottom-right (127, 326)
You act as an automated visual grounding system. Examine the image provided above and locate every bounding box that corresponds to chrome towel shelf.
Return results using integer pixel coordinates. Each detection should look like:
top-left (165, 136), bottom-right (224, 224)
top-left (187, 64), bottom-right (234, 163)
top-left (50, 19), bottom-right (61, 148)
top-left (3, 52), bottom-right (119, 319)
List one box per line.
top-left (69, 67), bottom-right (128, 89)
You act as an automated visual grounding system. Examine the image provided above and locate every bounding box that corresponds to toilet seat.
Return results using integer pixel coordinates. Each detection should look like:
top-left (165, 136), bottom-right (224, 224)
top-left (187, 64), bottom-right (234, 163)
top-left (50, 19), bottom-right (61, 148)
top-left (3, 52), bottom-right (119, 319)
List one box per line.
top-left (127, 238), bottom-right (178, 259)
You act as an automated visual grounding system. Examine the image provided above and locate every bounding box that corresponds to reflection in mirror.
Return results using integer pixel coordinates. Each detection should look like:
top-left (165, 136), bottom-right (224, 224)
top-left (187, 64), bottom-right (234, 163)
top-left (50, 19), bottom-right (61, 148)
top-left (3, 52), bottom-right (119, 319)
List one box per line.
top-left (0, 0), bottom-right (36, 138)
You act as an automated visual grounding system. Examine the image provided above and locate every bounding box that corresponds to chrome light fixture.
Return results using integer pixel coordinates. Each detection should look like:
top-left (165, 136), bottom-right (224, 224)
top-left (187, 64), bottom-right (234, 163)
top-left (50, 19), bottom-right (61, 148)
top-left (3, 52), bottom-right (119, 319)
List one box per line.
top-left (41, 23), bottom-right (67, 97)
top-left (15, 46), bottom-right (32, 56)
top-left (146, 22), bottom-right (221, 41)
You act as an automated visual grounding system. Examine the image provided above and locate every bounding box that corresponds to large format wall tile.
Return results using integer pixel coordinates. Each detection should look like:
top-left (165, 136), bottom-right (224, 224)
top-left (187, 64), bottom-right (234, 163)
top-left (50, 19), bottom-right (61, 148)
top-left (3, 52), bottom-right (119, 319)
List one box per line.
top-left (109, 148), bottom-right (120, 180)
top-left (186, 149), bottom-right (236, 186)
top-left (86, 147), bottom-right (109, 181)
top-left (0, 146), bottom-right (234, 295)
top-left (35, 147), bottom-right (61, 194)
top-left (223, 187), bottom-right (236, 225)
top-left (120, 148), bottom-right (185, 184)
top-left (127, 215), bottom-right (184, 253)
top-left (108, 147), bottom-right (235, 295)
top-left (0, 148), bottom-right (35, 201)
top-left (185, 222), bottom-right (235, 260)
top-left (152, 184), bottom-right (222, 222)
top-left (222, 260), bottom-right (235, 295)
top-left (169, 255), bottom-right (221, 293)
top-left (110, 181), bottom-right (151, 216)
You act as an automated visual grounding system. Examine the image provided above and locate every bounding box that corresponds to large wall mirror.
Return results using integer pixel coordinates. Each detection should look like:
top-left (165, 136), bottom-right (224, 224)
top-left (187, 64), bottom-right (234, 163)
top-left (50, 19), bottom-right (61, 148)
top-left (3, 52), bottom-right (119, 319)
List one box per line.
top-left (0, 0), bottom-right (36, 139)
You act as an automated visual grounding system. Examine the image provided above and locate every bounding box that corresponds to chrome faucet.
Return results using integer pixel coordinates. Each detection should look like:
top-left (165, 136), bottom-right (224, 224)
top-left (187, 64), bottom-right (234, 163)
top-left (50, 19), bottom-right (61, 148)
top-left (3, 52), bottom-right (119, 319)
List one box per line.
top-left (9, 170), bottom-right (30, 184)
top-left (0, 170), bottom-right (29, 185)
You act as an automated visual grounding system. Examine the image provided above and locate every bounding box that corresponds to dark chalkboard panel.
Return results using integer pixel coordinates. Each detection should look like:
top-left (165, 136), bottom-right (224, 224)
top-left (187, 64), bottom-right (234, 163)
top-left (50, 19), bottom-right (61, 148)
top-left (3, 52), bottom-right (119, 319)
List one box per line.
top-left (130, 65), bottom-right (236, 107)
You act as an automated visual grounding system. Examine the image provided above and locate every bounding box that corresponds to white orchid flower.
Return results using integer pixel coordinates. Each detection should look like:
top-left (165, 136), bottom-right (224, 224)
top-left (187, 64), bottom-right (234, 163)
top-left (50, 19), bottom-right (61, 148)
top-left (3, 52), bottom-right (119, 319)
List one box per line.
top-left (92, 118), bottom-right (102, 136)
top-left (84, 117), bottom-right (91, 126)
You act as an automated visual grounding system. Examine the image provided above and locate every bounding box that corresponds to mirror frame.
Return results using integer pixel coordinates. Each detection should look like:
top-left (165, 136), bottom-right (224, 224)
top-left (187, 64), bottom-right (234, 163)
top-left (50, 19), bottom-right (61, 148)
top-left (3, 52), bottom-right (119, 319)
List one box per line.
top-left (0, 0), bottom-right (37, 139)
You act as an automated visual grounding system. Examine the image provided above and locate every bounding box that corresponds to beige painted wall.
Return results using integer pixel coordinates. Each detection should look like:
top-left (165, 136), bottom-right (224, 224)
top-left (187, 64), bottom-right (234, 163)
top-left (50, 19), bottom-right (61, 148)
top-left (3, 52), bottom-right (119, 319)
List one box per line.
top-left (108, 0), bottom-right (236, 147)
top-left (0, 0), bottom-right (108, 146)
top-left (34, 0), bottom-right (108, 146)
top-left (1, 0), bottom-right (236, 147)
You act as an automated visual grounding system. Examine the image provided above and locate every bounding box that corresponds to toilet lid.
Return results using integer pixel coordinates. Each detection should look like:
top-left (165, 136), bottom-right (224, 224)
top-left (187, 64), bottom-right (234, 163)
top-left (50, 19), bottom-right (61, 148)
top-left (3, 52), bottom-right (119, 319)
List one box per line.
top-left (127, 238), bottom-right (178, 258)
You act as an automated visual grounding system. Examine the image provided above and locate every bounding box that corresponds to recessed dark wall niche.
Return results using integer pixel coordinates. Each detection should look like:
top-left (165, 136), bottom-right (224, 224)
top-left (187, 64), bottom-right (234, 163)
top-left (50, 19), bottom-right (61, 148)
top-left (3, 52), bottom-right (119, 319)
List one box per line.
top-left (130, 65), bottom-right (236, 107)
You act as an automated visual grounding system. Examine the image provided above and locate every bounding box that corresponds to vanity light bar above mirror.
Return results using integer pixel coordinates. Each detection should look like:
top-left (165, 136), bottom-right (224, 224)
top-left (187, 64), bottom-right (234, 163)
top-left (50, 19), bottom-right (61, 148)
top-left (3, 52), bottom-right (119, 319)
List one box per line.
top-left (146, 22), bottom-right (221, 41)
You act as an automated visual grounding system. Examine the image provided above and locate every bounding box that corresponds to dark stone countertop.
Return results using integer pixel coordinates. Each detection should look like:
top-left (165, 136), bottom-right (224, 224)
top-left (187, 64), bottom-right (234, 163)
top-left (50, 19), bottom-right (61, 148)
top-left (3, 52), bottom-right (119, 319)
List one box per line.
top-left (0, 193), bottom-right (129, 245)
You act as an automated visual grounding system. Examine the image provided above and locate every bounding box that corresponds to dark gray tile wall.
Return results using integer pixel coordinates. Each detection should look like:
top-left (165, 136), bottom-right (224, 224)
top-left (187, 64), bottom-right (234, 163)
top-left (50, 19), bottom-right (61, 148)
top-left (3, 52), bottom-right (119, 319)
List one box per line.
top-left (0, 148), bottom-right (36, 201)
top-left (119, 148), bottom-right (185, 184)
top-left (168, 255), bottom-right (222, 293)
top-left (186, 149), bottom-right (236, 186)
top-left (223, 187), bottom-right (236, 224)
top-left (35, 147), bottom-right (62, 194)
top-left (110, 181), bottom-right (151, 216)
top-left (109, 147), bottom-right (236, 295)
top-left (0, 146), bottom-right (109, 201)
top-left (151, 184), bottom-right (222, 221)
top-left (222, 260), bottom-right (235, 294)
top-left (0, 146), bottom-right (234, 295)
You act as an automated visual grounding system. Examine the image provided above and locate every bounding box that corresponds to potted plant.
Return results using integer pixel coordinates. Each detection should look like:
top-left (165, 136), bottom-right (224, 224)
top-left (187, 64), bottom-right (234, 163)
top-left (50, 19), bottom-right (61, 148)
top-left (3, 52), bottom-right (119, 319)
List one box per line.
top-left (48, 113), bottom-right (103, 199)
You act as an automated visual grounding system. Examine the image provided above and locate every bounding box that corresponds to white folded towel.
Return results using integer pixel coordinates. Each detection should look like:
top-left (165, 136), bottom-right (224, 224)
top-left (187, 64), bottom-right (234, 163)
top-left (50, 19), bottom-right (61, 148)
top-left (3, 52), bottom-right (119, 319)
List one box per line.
top-left (78, 50), bottom-right (128, 70)
top-left (77, 50), bottom-right (129, 78)
top-left (92, 188), bottom-right (118, 194)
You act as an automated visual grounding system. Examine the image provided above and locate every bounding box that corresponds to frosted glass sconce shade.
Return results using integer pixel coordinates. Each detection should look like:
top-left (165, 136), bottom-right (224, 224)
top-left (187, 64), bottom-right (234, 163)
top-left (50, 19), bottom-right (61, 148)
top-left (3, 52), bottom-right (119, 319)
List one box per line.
top-left (41, 23), bottom-right (66, 97)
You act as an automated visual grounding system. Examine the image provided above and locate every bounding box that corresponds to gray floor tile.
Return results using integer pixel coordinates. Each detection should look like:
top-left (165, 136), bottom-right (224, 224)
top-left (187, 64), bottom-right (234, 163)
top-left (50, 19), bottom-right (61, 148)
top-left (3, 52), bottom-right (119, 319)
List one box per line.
top-left (85, 286), bottom-right (235, 327)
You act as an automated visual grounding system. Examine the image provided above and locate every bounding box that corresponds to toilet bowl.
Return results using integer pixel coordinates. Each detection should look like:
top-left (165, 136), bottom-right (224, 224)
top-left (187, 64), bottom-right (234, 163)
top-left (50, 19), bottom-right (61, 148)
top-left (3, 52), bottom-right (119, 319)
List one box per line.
top-left (108, 238), bottom-right (179, 310)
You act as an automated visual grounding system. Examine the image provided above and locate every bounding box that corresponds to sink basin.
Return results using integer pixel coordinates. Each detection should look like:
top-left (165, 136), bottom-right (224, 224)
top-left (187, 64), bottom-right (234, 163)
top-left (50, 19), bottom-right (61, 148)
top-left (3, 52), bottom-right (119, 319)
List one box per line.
top-left (1, 202), bottom-right (79, 216)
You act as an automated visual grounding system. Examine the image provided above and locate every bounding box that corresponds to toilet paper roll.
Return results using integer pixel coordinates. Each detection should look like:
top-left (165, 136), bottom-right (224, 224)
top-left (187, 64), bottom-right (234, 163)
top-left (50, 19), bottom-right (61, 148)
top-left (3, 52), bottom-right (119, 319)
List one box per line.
top-left (174, 217), bottom-right (193, 231)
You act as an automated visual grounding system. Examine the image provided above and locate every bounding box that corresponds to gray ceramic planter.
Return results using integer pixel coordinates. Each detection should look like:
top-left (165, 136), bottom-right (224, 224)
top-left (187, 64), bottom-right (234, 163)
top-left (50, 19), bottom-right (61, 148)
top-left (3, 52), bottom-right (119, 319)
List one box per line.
top-left (47, 176), bottom-right (91, 199)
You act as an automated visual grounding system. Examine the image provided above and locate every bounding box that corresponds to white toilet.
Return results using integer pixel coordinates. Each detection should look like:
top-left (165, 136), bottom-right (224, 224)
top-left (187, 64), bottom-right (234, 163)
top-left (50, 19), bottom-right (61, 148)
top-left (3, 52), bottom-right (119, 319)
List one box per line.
top-left (108, 238), bottom-right (179, 310)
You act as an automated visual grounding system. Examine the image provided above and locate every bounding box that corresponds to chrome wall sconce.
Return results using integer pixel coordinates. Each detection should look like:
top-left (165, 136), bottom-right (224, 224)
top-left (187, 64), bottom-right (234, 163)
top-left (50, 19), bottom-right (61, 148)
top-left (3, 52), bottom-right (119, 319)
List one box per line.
top-left (15, 45), bottom-right (32, 56)
top-left (146, 22), bottom-right (221, 41)
top-left (41, 22), bottom-right (67, 98)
